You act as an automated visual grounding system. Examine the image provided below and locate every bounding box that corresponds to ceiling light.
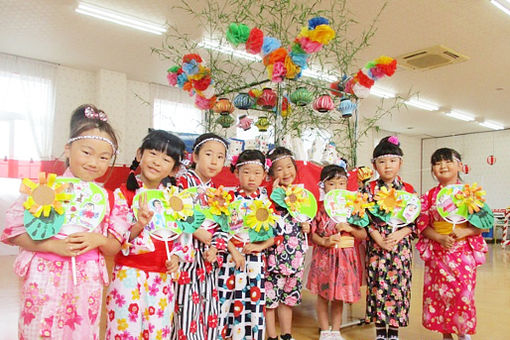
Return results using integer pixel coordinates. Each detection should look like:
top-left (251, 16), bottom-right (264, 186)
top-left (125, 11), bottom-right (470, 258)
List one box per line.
top-left (198, 39), bottom-right (262, 62)
top-left (301, 68), bottom-right (338, 82)
top-left (370, 86), bottom-right (395, 98)
top-left (491, 0), bottom-right (510, 16)
top-left (479, 120), bottom-right (504, 130)
top-left (445, 110), bottom-right (475, 121)
top-left (404, 98), bottom-right (439, 111)
top-left (76, 2), bottom-right (167, 35)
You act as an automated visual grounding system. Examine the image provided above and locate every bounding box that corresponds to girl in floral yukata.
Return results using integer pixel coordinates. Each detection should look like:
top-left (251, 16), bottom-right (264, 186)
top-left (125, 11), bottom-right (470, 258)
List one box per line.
top-left (362, 136), bottom-right (415, 340)
top-left (172, 132), bottom-right (229, 340)
top-left (1, 104), bottom-right (122, 340)
top-left (105, 129), bottom-right (194, 340)
top-left (264, 147), bottom-right (310, 340)
top-left (218, 149), bottom-right (275, 340)
top-left (416, 148), bottom-right (487, 340)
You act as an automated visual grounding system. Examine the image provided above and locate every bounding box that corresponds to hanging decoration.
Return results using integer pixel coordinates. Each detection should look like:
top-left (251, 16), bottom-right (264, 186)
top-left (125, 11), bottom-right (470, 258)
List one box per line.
top-left (255, 116), bottom-right (270, 132)
top-left (216, 113), bottom-right (235, 128)
top-left (487, 155), bottom-right (496, 166)
top-left (312, 94), bottom-right (335, 113)
top-left (462, 164), bottom-right (470, 174)
top-left (338, 97), bottom-right (357, 118)
top-left (213, 97), bottom-right (235, 115)
top-left (289, 87), bottom-right (314, 106)
top-left (237, 114), bottom-right (253, 130)
top-left (233, 92), bottom-right (255, 110)
top-left (167, 54), bottom-right (217, 110)
top-left (256, 87), bottom-right (277, 109)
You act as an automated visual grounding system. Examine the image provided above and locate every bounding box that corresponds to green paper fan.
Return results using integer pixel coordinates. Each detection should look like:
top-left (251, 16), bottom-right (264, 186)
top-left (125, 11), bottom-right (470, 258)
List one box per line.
top-left (270, 187), bottom-right (287, 209)
top-left (436, 184), bottom-right (468, 225)
top-left (271, 186), bottom-right (318, 222)
top-left (23, 209), bottom-right (66, 240)
top-left (467, 203), bottom-right (494, 229)
top-left (177, 209), bottom-right (206, 234)
top-left (368, 205), bottom-right (390, 223)
top-left (347, 214), bottom-right (369, 228)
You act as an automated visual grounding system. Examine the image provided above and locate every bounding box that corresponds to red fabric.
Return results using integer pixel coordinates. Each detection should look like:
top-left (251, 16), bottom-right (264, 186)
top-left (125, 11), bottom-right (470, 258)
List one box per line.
top-left (115, 239), bottom-right (172, 273)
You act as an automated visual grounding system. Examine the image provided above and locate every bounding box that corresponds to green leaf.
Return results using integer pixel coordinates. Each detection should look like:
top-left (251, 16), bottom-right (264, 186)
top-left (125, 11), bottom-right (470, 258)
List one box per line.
top-left (270, 187), bottom-right (288, 208)
top-left (368, 205), bottom-right (390, 223)
top-left (248, 226), bottom-right (274, 242)
top-left (467, 204), bottom-right (494, 230)
top-left (178, 209), bottom-right (205, 233)
top-left (348, 213), bottom-right (369, 228)
top-left (213, 213), bottom-right (231, 233)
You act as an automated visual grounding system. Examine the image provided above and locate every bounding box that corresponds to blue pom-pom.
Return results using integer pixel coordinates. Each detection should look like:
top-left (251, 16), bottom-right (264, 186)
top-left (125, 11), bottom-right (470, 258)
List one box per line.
top-left (290, 52), bottom-right (308, 68)
top-left (182, 60), bottom-right (199, 75)
top-left (308, 17), bottom-right (329, 30)
top-left (177, 73), bottom-right (188, 88)
top-left (262, 37), bottom-right (281, 56)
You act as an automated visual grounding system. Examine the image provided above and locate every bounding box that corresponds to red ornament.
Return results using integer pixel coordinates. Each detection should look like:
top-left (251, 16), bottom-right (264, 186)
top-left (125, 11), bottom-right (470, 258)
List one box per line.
top-left (257, 87), bottom-right (277, 109)
top-left (462, 164), bottom-right (470, 174)
top-left (487, 155), bottom-right (496, 165)
top-left (313, 94), bottom-right (335, 113)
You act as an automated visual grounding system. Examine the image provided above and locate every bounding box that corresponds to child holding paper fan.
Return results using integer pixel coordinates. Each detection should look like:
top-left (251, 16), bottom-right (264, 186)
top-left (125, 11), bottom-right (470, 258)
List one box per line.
top-left (1, 104), bottom-right (122, 339)
top-left (173, 133), bottom-right (230, 340)
top-left (265, 146), bottom-right (310, 340)
top-left (417, 148), bottom-right (488, 340)
top-left (217, 149), bottom-right (275, 340)
top-left (105, 129), bottom-right (194, 340)
top-left (362, 136), bottom-right (415, 340)
top-left (307, 164), bottom-right (367, 340)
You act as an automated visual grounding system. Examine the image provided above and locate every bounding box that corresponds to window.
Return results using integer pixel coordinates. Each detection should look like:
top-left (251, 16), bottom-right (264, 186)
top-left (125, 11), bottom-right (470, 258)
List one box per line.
top-left (153, 98), bottom-right (204, 134)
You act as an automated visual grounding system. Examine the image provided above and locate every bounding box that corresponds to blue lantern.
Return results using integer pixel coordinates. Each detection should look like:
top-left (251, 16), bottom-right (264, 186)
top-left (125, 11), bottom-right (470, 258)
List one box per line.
top-left (233, 92), bottom-right (255, 110)
top-left (338, 97), bottom-right (357, 118)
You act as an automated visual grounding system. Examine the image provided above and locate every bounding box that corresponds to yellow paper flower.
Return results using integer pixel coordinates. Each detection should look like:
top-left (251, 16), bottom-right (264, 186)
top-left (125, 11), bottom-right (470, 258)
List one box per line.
top-left (347, 192), bottom-right (374, 218)
top-left (284, 185), bottom-right (309, 212)
top-left (206, 185), bottom-right (232, 216)
top-left (164, 186), bottom-right (194, 220)
top-left (455, 182), bottom-right (486, 214)
top-left (308, 24), bottom-right (336, 45)
top-left (373, 187), bottom-right (403, 214)
top-left (297, 26), bottom-right (310, 39)
top-left (245, 200), bottom-right (276, 232)
top-left (284, 55), bottom-right (301, 79)
top-left (20, 172), bottom-right (71, 218)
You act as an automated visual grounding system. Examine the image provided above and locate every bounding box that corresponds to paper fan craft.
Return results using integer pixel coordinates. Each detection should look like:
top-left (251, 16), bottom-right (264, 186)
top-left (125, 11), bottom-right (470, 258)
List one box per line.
top-left (369, 187), bottom-right (421, 231)
top-left (203, 185), bottom-right (233, 233)
top-left (271, 185), bottom-right (318, 222)
top-left (436, 183), bottom-right (493, 229)
top-left (323, 189), bottom-right (371, 228)
top-left (229, 199), bottom-right (276, 242)
top-left (132, 187), bottom-right (204, 241)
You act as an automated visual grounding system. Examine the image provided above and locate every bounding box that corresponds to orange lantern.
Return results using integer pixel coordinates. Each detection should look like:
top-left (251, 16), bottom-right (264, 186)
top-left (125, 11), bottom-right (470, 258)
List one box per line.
top-left (213, 97), bottom-right (235, 115)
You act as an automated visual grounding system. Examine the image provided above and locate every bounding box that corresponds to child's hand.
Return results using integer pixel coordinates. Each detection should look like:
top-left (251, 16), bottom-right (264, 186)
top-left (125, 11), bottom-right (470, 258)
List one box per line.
top-left (50, 238), bottom-right (77, 257)
top-left (377, 238), bottom-right (394, 251)
top-left (301, 222), bottom-right (310, 233)
top-left (335, 222), bottom-right (353, 233)
top-left (327, 234), bottom-right (342, 248)
top-left (272, 178), bottom-right (282, 189)
top-left (438, 234), bottom-right (455, 250)
top-left (193, 228), bottom-right (212, 246)
top-left (165, 254), bottom-right (179, 274)
top-left (204, 246), bottom-right (218, 263)
top-left (231, 248), bottom-right (245, 270)
top-left (450, 228), bottom-right (467, 240)
top-left (137, 192), bottom-right (154, 227)
top-left (67, 232), bottom-right (106, 255)
top-left (243, 243), bottom-right (261, 254)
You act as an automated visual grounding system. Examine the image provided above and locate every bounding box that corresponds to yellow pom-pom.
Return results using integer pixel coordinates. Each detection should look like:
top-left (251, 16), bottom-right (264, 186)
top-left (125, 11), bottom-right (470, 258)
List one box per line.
top-left (308, 24), bottom-right (335, 45)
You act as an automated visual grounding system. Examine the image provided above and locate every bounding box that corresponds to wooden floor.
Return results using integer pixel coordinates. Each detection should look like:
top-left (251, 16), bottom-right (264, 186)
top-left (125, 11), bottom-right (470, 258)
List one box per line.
top-left (0, 244), bottom-right (509, 340)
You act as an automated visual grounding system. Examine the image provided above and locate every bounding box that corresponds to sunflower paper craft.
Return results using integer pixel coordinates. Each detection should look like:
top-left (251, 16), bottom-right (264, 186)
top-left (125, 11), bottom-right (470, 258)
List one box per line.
top-left (373, 187), bottom-right (403, 214)
top-left (245, 200), bottom-right (276, 233)
top-left (454, 182), bottom-right (486, 215)
top-left (348, 192), bottom-right (373, 219)
top-left (164, 186), bottom-right (194, 220)
top-left (283, 186), bottom-right (309, 212)
top-left (205, 185), bottom-right (233, 232)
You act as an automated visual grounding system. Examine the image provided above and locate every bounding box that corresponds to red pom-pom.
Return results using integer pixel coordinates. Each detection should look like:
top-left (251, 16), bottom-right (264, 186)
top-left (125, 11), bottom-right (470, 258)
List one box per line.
top-left (329, 81), bottom-right (342, 97)
top-left (192, 76), bottom-right (211, 91)
top-left (356, 70), bottom-right (375, 89)
top-left (182, 53), bottom-right (203, 64)
top-left (379, 59), bottom-right (397, 77)
top-left (246, 27), bottom-right (264, 54)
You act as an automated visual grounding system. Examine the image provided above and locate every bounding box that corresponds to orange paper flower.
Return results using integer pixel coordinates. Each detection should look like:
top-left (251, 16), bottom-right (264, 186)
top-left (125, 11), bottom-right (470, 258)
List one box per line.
top-left (348, 192), bottom-right (374, 218)
top-left (206, 185), bottom-right (233, 216)
top-left (373, 187), bottom-right (403, 214)
top-left (454, 182), bottom-right (486, 214)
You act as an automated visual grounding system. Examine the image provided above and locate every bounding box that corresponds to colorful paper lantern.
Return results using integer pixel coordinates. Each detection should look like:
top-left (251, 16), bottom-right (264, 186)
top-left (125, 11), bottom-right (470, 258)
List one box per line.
top-left (462, 164), bottom-right (470, 174)
top-left (487, 155), bottom-right (496, 165)
top-left (233, 92), bottom-right (255, 110)
top-left (256, 88), bottom-right (277, 109)
top-left (281, 97), bottom-right (291, 118)
top-left (255, 116), bottom-right (270, 132)
top-left (313, 94), bottom-right (335, 113)
top-left (213, 97), bottom-right (235, 115)
top-left (216, 113), bottom-right (235, 128)
top-left (289, 87), bottom-right (313, 106)
top-left (237, 114), bottom-right (253, 131)
top-left (338, 97), bottom-right (357, 118)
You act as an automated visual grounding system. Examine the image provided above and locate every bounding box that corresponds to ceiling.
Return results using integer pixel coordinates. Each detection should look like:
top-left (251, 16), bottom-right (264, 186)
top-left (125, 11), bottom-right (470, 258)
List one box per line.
top-left (1, 0), bottom-right (509, 138)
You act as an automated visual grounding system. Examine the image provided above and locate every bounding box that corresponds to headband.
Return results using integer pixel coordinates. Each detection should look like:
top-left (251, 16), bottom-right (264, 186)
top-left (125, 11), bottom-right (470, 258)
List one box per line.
top-left (235, 159), bottom-right (272, 172)
top-left (271, 154), bottom-right (294, 164)
top-left (371, 154), bottom-right (402, 163)
top-left (84, 106), bottom-right (108, 122)
top-left (193, 137), bottom-right (228, 152)
top-left (67, 135), bottom-right (118, 155)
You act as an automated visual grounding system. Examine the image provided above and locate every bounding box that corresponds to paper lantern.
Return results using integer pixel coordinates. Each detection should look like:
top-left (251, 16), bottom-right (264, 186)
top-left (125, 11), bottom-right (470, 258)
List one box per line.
top-left (233, 92), bottom-right (255, 110)
top-left (462, 164), bottom-right (470, 174)
top-left (289, 87), bottom-right (313, 106)
top-left (216, 113), bottom-right (235, 128)
top-left (313, 94), bottom-right (335, 113)
top-left (237, 114), bottom-right (253, 131)
top-left (487, 155), bottom-right (496, 165)
top-left (338, 97), bottom-right (357, 118)
top-left (213, 97), bottom-right (235, 115)
top-left (256, 88), bottom-right (277, 109)
top-left (255, 116), bottom-right (270, 132)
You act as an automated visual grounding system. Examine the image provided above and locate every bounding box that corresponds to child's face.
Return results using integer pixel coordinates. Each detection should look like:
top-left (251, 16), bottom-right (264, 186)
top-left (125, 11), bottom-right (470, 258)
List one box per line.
top-left (137, 148), bottom-right (176, 187)
top-left (193, 141), bottom-right (226, 181)
top-left (271, 157), bottom-right (296, 186)
top-left (324, 175), bottom-right (348, 193)
top-left (65, 128), bottom-right (114, 182)
top-left (432, 158), bottom-right (461, 185)
top-left (373, 156), bottom-right (402, 183)
top-left (235, 163), bottom-right (265, 194)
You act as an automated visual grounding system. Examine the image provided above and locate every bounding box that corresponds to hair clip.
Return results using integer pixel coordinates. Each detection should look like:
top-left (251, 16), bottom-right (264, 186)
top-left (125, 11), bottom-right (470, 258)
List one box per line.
top-left (337, 159), bottom-right (347, 170)
top-left (84, 106), bottom-right (108, 122)
top-left (230, 155), bottom-right (239, 166)
top-left (388, 136), bottom-right (399, 146)
top-left (265, 158), bottom-right (272, 171)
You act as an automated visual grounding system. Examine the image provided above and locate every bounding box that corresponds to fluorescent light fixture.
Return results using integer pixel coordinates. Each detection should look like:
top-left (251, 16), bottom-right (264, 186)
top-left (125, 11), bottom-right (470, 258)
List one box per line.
top-left (198, 39), bottom-right (262, 62)
top-left (445, 110), bottom-right (475, 121)
top-left (479, 120), bottom-right (504, 130)
top-left (370, 86), bottom-right (395, 98)
top-left (76, 2), bottom-right (167, 35)
top-left (491, 0), bottom-right (510, 16)
top-left (405, 98), bottom-right (439, 111)
top-left (302, 68), bottom-right (338, 82)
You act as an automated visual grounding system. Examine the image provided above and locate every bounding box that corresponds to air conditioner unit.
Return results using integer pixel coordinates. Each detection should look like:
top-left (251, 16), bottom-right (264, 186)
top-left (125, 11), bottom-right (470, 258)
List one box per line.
top-left (396, 45), bottom-right (469, 70)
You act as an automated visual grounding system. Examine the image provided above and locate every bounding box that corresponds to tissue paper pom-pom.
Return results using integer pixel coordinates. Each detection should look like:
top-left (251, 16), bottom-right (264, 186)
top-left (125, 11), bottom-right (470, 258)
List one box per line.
top-left (177, 73), bottom-right (189, 88)
top-left (271, 61), bottom-right (286, 83)
top-left (378, 58), bottom-right (397, 76)
top-left (356, 70), bottom-right (375, 88)
top-left (167, 72), bottom-right (178, 86)
top-left (353, 83), bottom-right (370, 99)
top-left (298, 37), bottom-right (322, 53)
top-left (267, 48), bottom-right (288, 65)
top-left (182, 54), bottom-right (202, 63)
top-left (344, 78), bottom-right (355, 95)
top-left (297, 27), bottom-right (310, 39)
top-left (262, 37), bottom-right (281, 56)
top-left (308, 17), bottom-right (329, 30)
top-left (290, 51), bottom-right (308, 68)
top-left (192, 76), bottom-right (211, 91)
top-left (167, 65), bottom-right (180, 73)
top-left (291, 42), bottom-right (306, 55)
top-left (183, 81), bottom-right (193, 92)
top-left (182, 60), bottom-right (199, 76)
top-left (246, 27), bottom-right (264, 54)
top-left (226, 23), bottom-right (250, 46)
top-left (369, 66), bottom-right (386, 80)
top-left (375, 55), bottom-right (394, 65)
top-left (248, 89), bottom-right (262, 98)
top-left (308, 24), bottom-right (335, 45)
top-left (284, 56), bottom-right (300, 79)
top-left (195, 95), bottom-right (216, 110)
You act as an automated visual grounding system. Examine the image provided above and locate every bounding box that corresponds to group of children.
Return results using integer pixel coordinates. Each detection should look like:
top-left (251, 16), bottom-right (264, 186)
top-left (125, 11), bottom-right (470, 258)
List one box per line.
top-left (1, 104), bottom-right (487, 340)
